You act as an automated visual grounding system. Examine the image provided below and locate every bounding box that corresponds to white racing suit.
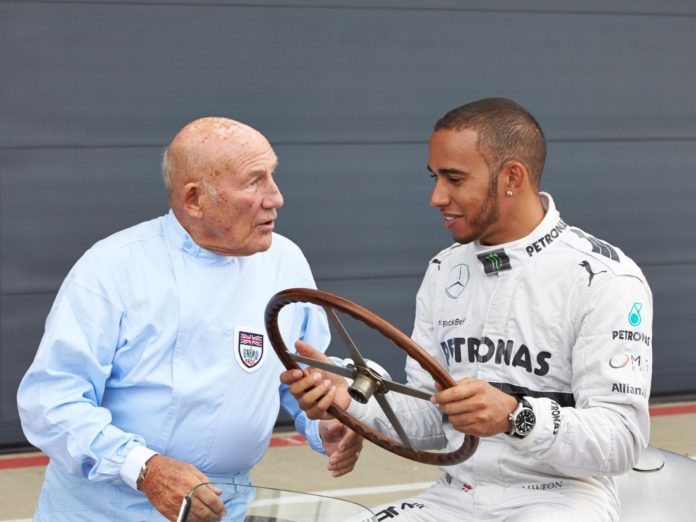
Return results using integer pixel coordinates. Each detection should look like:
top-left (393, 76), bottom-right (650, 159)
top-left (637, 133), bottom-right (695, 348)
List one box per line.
top-left (350, 193), bottom-right (652, 521)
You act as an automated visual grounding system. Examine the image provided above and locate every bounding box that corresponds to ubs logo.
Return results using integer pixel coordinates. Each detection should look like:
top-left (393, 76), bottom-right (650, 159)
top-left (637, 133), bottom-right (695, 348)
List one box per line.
top-left (446, 263), bottom-right (470, 299)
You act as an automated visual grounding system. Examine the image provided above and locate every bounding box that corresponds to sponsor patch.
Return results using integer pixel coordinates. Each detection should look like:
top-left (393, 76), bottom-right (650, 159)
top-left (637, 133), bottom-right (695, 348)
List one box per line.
top-left (477, 249), bottom-right (512, 275)
top-left (611, 382), bottom-right (647, 397)
top-left (376, 502), bottom-right (426, 520)
top-left (523, 480), bottom-right (564, 491)
top-left (443, 473), bottom-right (474, 492)
top-left (234, 328), bottom-right (266, 372)
top-left (440, 336), bottom-right (551, 376)
top-left (579, 260), bottom-right (607, 287)
top-left (445, 263), bottom-right (470, 299)
top-left (612, 330), bottom-right (651, 347)
top-left (628, 302), bottom-right (643, 327)
top-left (525, 220), bottom-right (568, 257)
top-left (437, 317), bottom-right (466, 327)
top-left (609, 352), bottom-right (650, 372)
top-left (550, 401), bottom-right (562, 435)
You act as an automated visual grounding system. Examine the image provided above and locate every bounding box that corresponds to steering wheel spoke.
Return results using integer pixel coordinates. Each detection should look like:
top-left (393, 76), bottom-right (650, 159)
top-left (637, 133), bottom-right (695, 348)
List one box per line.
top-left (323, 307), bottom-right (370, 367)
top-left (381, 379), bottom-right (433, 401)
top-left (289, 353), bottom-right (356, 380)
top-left (374, 393), bottom-right (414, 450)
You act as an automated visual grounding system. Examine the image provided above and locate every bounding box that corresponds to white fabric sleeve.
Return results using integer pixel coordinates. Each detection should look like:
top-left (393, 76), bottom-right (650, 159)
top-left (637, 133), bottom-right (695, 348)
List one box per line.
top-left (347, 392), bottom-right (447, 451)
top-left (120, 446), bottom-right (159, 490)
top-left (508, 274), bottom-right (653, 476)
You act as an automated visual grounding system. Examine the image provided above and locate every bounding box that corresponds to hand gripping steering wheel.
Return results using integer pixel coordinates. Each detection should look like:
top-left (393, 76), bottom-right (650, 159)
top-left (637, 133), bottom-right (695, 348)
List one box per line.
top-left (265, 288), bottom-right (478, 466)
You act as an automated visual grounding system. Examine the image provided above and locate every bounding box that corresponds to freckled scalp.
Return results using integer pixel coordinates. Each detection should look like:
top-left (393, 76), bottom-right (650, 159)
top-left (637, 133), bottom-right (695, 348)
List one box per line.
top-left (163, 117), bottom-right (275, 193)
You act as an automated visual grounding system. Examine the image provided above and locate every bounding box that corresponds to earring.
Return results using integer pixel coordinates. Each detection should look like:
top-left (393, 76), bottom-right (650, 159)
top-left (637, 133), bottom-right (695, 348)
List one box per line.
top-left (506, 190), bottom-right (513, 197)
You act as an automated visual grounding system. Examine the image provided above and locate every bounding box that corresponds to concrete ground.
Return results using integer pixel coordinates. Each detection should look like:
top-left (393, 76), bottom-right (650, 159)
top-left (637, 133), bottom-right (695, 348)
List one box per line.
top-left (1, 400), bottom-right (695, 521)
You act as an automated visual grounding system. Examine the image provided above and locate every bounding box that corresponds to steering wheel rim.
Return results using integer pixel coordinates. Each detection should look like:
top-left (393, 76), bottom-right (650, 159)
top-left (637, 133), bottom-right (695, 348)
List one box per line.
top-left (265, 287), bottom-right (479, 466)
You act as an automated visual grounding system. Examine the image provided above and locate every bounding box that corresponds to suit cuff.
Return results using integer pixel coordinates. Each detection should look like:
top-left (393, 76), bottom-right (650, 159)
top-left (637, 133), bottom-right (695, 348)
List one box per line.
top-left (305, 418), bottom-right (326, 454)
top-left (120, 445), bottom-right (159, 490)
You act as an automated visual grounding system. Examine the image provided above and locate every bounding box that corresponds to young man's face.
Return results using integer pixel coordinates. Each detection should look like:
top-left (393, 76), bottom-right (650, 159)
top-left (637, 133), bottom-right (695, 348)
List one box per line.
top-left (428, 128), bottom-right (503, 245)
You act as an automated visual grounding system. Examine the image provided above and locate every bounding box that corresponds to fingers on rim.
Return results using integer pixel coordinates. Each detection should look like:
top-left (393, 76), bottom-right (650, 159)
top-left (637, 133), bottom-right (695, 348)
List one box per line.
top-left (192, 488), bottom-right (227, 515)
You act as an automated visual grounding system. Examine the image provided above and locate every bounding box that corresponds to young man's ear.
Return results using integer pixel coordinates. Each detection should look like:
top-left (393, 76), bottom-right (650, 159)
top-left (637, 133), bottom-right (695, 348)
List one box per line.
top-left (501, 161), bottom-right (527, 195)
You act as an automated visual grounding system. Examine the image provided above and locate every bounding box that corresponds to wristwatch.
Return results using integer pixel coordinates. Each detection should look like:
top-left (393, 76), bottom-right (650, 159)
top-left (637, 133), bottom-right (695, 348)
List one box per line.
top-left (136, 461), bottom-right (149, 490)
top-left (508, 396), bottom-right (536, 438)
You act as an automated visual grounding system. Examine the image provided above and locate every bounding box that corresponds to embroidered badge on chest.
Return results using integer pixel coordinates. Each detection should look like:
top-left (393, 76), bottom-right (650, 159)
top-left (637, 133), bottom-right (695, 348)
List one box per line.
top-left (234, 328), bottom-right (266, 372)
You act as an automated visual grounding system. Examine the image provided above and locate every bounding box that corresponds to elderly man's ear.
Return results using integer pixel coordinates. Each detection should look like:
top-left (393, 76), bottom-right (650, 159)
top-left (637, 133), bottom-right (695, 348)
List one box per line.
top-left (181, 182), bottom-right (204, 219)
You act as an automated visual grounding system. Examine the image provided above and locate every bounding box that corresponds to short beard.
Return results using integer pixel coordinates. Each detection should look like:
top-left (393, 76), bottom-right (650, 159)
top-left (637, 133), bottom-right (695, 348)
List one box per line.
top-left (453, 168), bottom-right (500, 244)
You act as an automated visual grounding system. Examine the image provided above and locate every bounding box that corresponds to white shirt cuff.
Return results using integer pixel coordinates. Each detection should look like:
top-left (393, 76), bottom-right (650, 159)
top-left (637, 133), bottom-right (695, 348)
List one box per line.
top-left (120, 445), bottom-right (159, 490)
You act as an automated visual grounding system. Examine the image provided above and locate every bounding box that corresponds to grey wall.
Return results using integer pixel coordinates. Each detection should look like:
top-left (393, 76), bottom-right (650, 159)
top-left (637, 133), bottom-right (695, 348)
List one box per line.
top-left (1, 1), bottom-right (695, 447)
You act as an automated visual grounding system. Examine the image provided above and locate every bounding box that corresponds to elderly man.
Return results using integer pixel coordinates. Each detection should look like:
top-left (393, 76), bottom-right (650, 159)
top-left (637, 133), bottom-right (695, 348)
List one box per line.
top-left (17, 117), bottom-right (360, 521)
top-left (282, 98), bottom-right (653, 521)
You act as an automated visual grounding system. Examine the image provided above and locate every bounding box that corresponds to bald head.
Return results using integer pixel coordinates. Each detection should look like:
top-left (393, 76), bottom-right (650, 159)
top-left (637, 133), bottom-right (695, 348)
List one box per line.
top-left (162, 117), bottom-right (274, 196)
top-left (162, 117), bottom-right (283, 256)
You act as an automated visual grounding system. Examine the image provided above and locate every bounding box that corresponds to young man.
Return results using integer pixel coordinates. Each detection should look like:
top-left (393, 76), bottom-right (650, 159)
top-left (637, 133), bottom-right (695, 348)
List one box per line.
top-left (282, 98), bottom-right (652, 521)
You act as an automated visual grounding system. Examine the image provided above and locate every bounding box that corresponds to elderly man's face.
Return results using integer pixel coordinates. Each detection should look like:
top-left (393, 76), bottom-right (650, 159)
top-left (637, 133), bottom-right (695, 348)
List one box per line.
top-left (196, 143), bottom-right (283, 256)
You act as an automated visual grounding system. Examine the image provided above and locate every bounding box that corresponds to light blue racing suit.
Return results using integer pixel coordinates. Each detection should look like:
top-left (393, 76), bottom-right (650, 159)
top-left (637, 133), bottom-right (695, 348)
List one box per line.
top-left (18, 210), bottom-right (330, 521)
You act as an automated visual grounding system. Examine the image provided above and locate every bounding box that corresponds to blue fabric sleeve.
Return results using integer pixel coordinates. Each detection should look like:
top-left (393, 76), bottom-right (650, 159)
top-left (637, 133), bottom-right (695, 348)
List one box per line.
top-left (16, 261), bottom-right (142, 483)
top-left (278, 295), bottom-right (331, 454)
top-left (279, 384), bottom-right (326, 455)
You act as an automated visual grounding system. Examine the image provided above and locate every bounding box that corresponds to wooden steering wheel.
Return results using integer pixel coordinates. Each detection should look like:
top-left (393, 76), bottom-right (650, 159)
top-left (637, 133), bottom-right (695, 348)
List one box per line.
top-left (265, 288), bottom-right (478, 466)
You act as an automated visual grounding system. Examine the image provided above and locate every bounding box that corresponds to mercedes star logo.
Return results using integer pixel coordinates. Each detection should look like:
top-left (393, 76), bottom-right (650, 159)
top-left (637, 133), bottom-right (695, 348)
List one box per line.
top-left (446, 263), bottom-right (470, 299)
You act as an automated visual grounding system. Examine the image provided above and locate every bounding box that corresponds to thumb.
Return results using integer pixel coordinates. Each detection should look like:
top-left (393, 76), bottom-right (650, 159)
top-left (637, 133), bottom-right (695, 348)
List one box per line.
top-left (295, 340), bottom-right (332, 363)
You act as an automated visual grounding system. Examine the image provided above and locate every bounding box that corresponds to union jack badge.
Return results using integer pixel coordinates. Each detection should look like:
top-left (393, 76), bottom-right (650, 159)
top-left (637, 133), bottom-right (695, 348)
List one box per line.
top-left (234, 328), bottom-right (266, 372)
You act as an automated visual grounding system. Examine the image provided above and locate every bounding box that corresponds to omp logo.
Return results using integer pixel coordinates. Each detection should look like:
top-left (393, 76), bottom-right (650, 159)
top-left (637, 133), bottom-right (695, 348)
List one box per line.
top-left (628, 302), bottom-right (643, 326)
top-left (609, 352), bottom-right (650, 372)
top-left (477, 249), bottom-right (512, 275)
top-left (445, 263), bottom-right (470, 299)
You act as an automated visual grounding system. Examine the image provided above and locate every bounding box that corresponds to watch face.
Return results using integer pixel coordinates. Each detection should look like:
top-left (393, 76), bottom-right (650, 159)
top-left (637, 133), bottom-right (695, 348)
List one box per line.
top-left (515, 409), bottom-right (536, 435)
